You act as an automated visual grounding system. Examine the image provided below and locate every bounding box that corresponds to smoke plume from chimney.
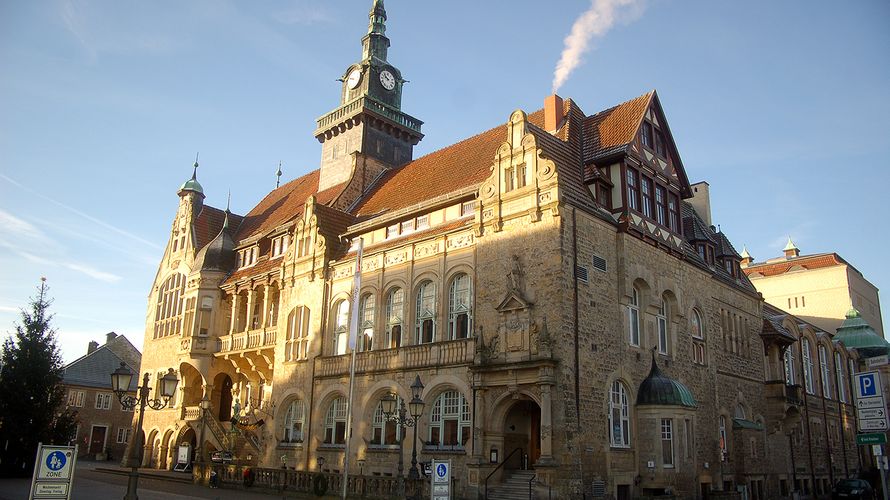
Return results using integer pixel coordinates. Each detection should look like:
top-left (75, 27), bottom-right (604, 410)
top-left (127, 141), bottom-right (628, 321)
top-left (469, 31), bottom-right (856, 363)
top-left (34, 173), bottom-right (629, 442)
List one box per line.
top-left (551, 0), bottom-right (645, 94)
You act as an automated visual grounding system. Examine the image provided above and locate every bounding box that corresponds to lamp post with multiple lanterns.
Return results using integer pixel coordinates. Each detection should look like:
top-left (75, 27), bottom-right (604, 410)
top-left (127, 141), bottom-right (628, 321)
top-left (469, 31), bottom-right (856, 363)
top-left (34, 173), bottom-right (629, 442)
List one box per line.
top-left (196, 394), bottom-right (212, 464)
top-left (380, 375), bottom-right (425, 498)
top-left (111, 362), bottom-right (179, 500)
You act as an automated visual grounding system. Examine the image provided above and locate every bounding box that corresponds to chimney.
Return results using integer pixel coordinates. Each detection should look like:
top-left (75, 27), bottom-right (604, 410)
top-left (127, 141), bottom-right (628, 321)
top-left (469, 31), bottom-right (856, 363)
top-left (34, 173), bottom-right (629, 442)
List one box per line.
top-left (688, 181), bottom-right (712, 227)
top-left (87, 341), bottom-right (99, 355)
top-left (545, 94), bottom-right (564, 133)
top-left (106, 331), bottom-right (118, 344)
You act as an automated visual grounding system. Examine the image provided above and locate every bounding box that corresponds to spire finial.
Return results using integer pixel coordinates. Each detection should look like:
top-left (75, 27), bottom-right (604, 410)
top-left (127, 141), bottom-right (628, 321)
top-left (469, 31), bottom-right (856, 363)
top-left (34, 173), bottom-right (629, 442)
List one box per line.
top-left (192, 152), bottom-right (199, 179)
top-left (223, 190), bottom-right (231, 229)
top-left (276, 161), bottom-right (283, 189)
top-left (783, 236), bottom-right (797, 251)
top-left (368, 0), bottom-right (387, 35)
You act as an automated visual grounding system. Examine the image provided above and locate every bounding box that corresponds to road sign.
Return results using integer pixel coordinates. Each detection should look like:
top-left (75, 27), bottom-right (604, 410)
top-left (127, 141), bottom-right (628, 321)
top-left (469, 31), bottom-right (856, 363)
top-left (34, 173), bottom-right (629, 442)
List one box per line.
top-left (29, 443), bottom-right (77, 500)
top-left (862, 408), bottom-right (889, 419)
top-left (860, 419), bottom-right (890, 431)
top-left (859, 397), bottom-right (886, 410)
top-left (431, 459), bottom-right (451, 500)
top-left (857, 433), bottom-right (888, 445)
top-left (856, 372), bottom-right (882, 399)
top-left (854, 371), bottom-right (889, 437)
top-left (868, 355), bottom-right (889, 369)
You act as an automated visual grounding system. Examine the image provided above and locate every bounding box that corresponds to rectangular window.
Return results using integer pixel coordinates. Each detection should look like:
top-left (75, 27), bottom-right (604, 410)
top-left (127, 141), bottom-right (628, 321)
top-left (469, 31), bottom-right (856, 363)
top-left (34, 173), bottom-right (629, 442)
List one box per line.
top-left (271, 235), bottom-right (289, 258)
top-left (416, 214), bottom-right (430, 230)
top-left (668, 194), bottom-right (679, 231)
top-left (655, 185), bottom-right (666, 225)
top-left (657, 314), bottom-right (668, 354)
top-left (641, 177), bottom-right (653, 218)
top-left (461, 200), bottom-right (476, 217)
top-left (386, 225), bottom-right (399, 239)
top-left (95, 393), bottom-right (111, 410)
top-left (626, 168), bottom-right (639, 211)
top-left (628, 307), bottom-right (640, 346)
top-left (400, 219), bottom-right (415, 233)
top-left (641, 122), bottom-right (653, 148)
top-left (598, 184), bottom-right (611, 209)
top-left (655, 132), bottom-right (667, 158)
top-left (661, 419), bottom-right (674, 467)
top-left (116, 428), bottom-right (131, 444)
top-left (504, 167), bottom-right (514, 192)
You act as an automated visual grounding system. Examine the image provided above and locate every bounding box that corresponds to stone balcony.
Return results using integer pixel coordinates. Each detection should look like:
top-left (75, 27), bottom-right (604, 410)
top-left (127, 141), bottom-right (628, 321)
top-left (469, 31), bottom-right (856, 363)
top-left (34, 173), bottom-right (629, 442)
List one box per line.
top-left (215, 327), bottom-right (277, 380)
top-left (765, 381), bottom-right (802, 405)
top-left (314, 337), bottom-right (475, 378)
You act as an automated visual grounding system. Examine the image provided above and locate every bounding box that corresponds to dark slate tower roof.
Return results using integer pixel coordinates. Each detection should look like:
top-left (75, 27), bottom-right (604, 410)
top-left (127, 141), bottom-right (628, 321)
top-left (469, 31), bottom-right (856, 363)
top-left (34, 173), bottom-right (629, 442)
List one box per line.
top-left (193, 209), bottom-right (237, 273)
top-left (637, 355), bottom-right (697, 408)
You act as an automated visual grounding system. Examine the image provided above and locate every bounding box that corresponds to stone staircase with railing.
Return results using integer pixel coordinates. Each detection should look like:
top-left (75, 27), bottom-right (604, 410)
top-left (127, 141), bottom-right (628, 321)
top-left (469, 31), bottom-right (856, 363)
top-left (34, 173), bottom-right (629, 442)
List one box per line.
top-left (487, 470), bottom-right (538, 500)
top-left (183, 406), bottom-right (260, 465)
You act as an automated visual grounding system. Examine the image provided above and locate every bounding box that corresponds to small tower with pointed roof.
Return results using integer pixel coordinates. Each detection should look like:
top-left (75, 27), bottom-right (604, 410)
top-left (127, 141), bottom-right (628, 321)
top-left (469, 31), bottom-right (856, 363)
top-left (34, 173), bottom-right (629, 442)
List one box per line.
top-left (740, 246), bottom-right (753, 268)
top-left (783, 237), bottom-right (799, 259)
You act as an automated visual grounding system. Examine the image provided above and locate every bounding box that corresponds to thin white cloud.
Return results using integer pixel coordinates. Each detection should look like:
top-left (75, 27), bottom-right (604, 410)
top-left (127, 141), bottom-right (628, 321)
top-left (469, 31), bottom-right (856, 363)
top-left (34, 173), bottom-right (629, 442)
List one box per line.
top-left (62, 263), bottom-right (122, 283)
top-left (0, 306), bottom-right (19, 314)
top-left (0, 174), bottom-right (162, 250)
top-left (0, 242), bottom-right (123, 284)
top-left (274, 1), bottom-right (333, 26)
top-left (60, 0), bottom-right (97, 61)
top-left (552, 0), bottom-right (646, 94)
top-left (0, 209), bottom-right (46, 240)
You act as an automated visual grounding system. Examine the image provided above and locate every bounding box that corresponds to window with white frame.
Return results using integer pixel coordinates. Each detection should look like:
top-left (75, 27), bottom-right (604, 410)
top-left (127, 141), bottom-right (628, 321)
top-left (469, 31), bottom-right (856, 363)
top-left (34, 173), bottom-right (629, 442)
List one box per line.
top-left (333, 300), bottom-right (349, 355)
top-left (661, 418), bottom-right (674, 467)
top-left (657, 298), bottom-right (668, 354)
top-left (238, 246), bottom-right (258, 269)
top-left (154, 273), bottom-right (185, 338)
top-left (448, 274), bottom-right (472, 340)
top-left (784, 345), bottom-right (796, 385)
top-left (68, 390), bottom-right (85, 407)
top-left (691, 308), bottom-right (705, 364)
top-left (836, 351), bottom-right (846, 402)
top-left (282, 399), bottom-right (304, 443)
top-left (285, 306), bottom-right (310, 361)
top-left (461, 201), bottom-right (476, 217)
top-left (415, 214), bottom-right (430, 230)
top-left (386, 288), bottom-right (403, 349)
top-left (609, 381), bottom-right (630, 448)
top-left (371, 396), bottom-right (401, 446)
top-left (819, 344), bottom-right (832, 399)
top-left (359, 294), bottom-right (375, 352)
top-left (628, 287), bottom-right (641, 346)
top-left (323, 398), bottom-right (347, 445)
top-left (415, 281), bottom-right (436, 344)
top-left (271, 235), bottom-right (289, 258)
top-left (802, 339), bottom-right (815, 394)
top-left (400, 219), bottom-right (415, 234)
top-left (116, 427), bottom-right (131, 444)
top-left (95, 393), bottom-right (112, 410)
top-left (428, 391), bottom-right (470, 448)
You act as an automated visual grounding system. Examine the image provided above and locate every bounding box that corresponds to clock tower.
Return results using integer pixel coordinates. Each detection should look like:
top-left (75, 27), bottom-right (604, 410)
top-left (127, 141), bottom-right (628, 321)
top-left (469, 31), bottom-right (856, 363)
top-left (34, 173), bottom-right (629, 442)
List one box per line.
top-left (315, 0), bottom-right (424, 192)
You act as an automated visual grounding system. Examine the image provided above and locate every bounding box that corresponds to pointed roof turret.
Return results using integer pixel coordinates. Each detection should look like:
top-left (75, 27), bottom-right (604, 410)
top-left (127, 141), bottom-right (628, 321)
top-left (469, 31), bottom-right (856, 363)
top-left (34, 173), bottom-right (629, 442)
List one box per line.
top-left (834, 308), bottom-right (889, 358)
top-left (362, 0), bottom-right (390, 61)
top-left (740, 246), bottom-right (754, 267)
top-left (192, 191), bottom-right (236, 273)
top-left (783, 236), bottom-right (799, 258)
top-left (178, 155), bottom-right (205, 198)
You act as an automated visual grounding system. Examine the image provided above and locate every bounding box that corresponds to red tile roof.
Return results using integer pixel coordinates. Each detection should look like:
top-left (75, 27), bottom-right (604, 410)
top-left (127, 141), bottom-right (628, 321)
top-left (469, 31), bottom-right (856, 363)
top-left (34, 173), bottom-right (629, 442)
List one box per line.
top-left (353, 110), bottom-right (546, 216)
top-left (194, 205), bottom-right (242, 250)
top-left (582, 91), bottom-right (653, 163)
top-left (234, 170), bottom-right (346, 243)
top-left (742, 253), bottom-right (844, 277)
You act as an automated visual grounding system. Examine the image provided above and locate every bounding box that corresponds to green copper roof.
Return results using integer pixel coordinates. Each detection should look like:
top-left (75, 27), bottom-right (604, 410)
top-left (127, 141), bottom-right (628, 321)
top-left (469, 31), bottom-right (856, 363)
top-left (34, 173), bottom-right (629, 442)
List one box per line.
top-left (732, 418), bottom-right (764, 431)
top-left (834, 308), bottom-right (889, 357)
top-left (178, 162), bottom-right (204, 195)
top-left (636, 355), bottom-right (698, 408)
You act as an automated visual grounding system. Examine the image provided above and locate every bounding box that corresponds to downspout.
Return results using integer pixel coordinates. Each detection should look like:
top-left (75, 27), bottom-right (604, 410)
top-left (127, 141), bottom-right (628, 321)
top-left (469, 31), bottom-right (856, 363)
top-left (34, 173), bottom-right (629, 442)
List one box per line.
top-left (572, 207), bottom-right (580, 423)
top-left (307, 273), bottom-right (332, 471)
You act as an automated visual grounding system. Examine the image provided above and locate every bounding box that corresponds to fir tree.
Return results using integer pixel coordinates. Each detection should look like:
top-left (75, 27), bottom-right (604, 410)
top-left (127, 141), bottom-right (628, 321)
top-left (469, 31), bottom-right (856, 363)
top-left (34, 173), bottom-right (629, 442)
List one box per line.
top-left (0, 279), bottom-right (78, 477)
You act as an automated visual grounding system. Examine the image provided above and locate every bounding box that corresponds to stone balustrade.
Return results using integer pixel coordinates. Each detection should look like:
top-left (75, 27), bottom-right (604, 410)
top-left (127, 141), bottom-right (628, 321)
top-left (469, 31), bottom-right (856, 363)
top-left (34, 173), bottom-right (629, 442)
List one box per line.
top-left (216, 328), bottom-right (277, 354)
top-left (315, 337), bottom-right (475, 378)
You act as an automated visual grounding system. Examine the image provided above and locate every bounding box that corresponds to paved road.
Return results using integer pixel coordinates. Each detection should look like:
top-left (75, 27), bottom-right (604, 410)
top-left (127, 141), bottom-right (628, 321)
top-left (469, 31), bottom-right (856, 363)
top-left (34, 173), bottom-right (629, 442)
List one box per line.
top-left (0, 461), bottom-right (305, 500)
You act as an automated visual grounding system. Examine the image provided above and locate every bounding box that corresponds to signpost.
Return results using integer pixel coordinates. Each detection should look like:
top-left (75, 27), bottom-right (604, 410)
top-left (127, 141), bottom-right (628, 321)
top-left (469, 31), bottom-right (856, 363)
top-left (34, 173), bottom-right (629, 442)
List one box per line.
top-left (431, 459), bottom-right (451, 500)
top-left (28, 443), bottom-right (78, 500)
top-left (853, 370), bottom-right (889, 500)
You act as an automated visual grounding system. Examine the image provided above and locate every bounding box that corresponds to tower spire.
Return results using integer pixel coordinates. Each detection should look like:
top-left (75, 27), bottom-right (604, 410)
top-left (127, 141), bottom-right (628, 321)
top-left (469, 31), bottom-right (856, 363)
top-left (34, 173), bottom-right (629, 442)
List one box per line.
top-left (362, 0), bottom-right (389, 61)
top-left (276, 161), bottom-right (283, 188)
top-left (192, 152), bottom-right (199, 179)
top-left (223, 190), bottom-right (231, 229)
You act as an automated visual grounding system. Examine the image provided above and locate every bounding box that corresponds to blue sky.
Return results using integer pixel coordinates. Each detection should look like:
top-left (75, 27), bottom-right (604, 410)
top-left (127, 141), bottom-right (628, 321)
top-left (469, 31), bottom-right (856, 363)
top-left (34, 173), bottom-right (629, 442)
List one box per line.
top-left (1, 0), bottom-right (888, 364)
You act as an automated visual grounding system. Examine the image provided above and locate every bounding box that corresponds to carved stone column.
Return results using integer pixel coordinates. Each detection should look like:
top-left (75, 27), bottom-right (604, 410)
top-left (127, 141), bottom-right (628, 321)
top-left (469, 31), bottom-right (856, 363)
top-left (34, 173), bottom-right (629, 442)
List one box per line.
top-left (261, 284), bottom-right (271, 328)
top-left (538, 383), bottom-right (555, 465)
top-left (229, 293), bottom-right (240, 334)
top-left (473, 388), bottom-right (486, 461)
top-left (245, 289), bottom-right (256, 331)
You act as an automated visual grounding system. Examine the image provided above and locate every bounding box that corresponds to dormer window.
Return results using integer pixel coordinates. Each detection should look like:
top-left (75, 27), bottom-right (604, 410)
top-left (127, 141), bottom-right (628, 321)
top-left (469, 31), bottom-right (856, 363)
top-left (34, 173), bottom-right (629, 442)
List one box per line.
top-left (416, 214), bottom-right (430, 230)
top-left (271, 235), bottom-right (289, 259)
top-left (400, 219), bottom-right (415, 234)
top-left (642, 122), bottom-right (654, 149)
top-left (238, 246), bottom-right (258, 269)
top-left (655, 132), bottom-right (667, 158)
top-left (296, 236), bottom-right (311, 258)
top-left (696, 244), bottom-right (715, 265)
top-left (461, 201), bottom-right (476, 217)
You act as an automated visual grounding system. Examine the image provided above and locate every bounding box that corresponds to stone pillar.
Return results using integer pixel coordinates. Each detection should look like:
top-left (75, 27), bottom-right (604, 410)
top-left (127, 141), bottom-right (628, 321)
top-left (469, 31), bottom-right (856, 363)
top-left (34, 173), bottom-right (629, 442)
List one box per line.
top-left (473, 388), bottom-right (486, 461)
top-left (538, 383), bottom-right (555, 464)
top-left (229, 293), bottom-right (240, 334)
top-left (245, 289), bottom-right (256, 331)
top-left (261, 284), bottom-right (271, 328)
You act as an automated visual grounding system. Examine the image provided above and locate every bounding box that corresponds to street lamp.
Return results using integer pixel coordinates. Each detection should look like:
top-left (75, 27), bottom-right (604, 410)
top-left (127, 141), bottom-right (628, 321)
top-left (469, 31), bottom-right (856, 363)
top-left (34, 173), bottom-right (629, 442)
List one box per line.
top-left (381, 375), bottom-right (425, 499)
top-left (111, 362), bottom-right (179, 500)
top-left (196, 395), bottom-right (212, 464)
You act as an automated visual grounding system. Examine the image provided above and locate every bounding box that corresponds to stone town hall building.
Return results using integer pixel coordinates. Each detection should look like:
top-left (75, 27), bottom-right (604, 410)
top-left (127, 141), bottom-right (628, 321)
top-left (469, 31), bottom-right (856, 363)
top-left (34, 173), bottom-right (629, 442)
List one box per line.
top-left (135, 2), bottom-right (867, 498)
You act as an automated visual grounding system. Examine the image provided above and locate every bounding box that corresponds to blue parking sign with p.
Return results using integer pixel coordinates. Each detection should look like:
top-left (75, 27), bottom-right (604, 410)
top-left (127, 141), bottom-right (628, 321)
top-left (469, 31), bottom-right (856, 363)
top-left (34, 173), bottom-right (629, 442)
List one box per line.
top-left (857, 372), bottom-right (880, 398)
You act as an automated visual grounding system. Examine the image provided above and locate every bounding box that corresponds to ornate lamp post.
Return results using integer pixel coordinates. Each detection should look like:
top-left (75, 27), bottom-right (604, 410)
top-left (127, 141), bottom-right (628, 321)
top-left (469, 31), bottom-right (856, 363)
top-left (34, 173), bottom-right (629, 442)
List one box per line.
top-left (111, 362), bottom-right (179, 500)
top-left (196, 395), bottom-right (211, 464)
top-left (381, 375), bottom-right (425, 499)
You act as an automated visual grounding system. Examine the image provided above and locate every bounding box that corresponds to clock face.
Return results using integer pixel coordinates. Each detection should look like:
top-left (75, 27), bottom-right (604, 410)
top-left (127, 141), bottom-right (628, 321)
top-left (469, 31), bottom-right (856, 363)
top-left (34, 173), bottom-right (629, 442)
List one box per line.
top-left (379, 70), bottom-right (396, 91)
top-left (347, 69), bottom-right (362, 89)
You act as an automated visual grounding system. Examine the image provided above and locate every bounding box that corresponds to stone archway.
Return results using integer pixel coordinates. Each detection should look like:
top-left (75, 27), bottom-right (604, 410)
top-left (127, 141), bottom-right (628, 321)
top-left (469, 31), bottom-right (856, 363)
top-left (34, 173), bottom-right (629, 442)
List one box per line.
top-left (503, 400), bottom-right (541, 469)
top-left (213, 373), bottom-right (233, 422)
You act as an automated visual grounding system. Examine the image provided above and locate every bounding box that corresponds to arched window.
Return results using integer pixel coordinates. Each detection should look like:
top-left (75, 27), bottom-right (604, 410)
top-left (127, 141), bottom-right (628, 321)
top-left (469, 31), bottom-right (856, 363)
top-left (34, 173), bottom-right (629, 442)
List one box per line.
top-left (836, 352), bottom-right (847, 402)
top-left (691, 309), bottom-right (705, 364)
top-left (154, 273), bottom-right (185, 338)
top-left (784, 345), bottom-right (796, 385)
top-left (323, 397), bottom-right (347, 445)
top-left (371, 395), bottom-right (401, 446)
top-left (819, 344), bottom-right (832, 399)
top-left (609, 381), bottom-right (630, 448)
top-left (802, 339), bottom-right (814, 394)
top-left (282, 399), bottom-right (304, 443)
top-left (359, 294), bottom-right (375, 352)
top-left (385, 288), bottom-right (404, 349)
top-left (734, 404), bottom-right (746, 420)
top-left (415, 281), bottom-right (436, 344)
top-left (332, 300), bottom-right (349, 355)
top-left (448, 274), bottom-right (472, 340)
top-left (429, 391), bottom-right (470, 449)
top-left (656, 297), bottom-right (668, 354)
top-left (285, 306), bottom-right (310, 361)
top-left (627, 288), bottom-right (640, 346)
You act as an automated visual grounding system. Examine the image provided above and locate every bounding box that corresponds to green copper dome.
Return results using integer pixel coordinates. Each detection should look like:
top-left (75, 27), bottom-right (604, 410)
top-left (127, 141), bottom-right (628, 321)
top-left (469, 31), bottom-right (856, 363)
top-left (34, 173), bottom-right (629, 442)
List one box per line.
top-left (834, 308), bottom-right (889, 357)
top-left (178, 162), bottom-right (204, 196)
top-left (636, 355), bottom-right (698, 408)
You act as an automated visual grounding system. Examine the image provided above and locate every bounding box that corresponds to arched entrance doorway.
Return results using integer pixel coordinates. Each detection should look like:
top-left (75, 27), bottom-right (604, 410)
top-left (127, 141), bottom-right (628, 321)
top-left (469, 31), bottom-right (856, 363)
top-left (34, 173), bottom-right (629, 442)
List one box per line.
top-left (504, 400), bottom-right (541, 469)
top-left (214, 374), bottom-right (233, 422)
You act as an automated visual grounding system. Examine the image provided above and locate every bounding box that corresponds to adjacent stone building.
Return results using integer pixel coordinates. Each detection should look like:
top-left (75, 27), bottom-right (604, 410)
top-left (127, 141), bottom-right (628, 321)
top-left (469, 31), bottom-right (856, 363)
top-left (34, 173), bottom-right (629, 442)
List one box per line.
top-left (62, 332), bottom-right (140, 461)
top-left (133, 2), bottom-right (868, 498)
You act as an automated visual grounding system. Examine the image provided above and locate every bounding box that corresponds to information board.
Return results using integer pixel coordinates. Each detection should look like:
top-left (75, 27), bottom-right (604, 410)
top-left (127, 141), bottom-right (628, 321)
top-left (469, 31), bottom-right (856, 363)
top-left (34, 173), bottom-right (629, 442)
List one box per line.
top-left (29, 443), bottom-right (77, 500)
top-left (855, 371), bottom-right (890, 439)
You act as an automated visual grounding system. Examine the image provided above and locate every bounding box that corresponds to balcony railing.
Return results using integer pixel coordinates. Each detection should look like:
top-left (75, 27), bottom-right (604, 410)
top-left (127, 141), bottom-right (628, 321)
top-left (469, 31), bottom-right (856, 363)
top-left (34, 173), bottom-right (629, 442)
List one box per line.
top-left (315, 338), bottom-right (475, 378)
top-left (315, 96), bottom-right (422, 134)
top-left (217, 328), bottom-right (277, 354)
top-left (182, 405), bottom-right (202, 421)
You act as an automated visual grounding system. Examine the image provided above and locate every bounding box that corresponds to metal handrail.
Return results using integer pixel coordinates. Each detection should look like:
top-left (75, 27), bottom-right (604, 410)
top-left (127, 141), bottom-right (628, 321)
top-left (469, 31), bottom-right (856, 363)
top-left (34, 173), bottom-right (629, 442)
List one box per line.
top-left (484, 447), bottom-right (523, 500)
top-left (529, 473), bottom-right (536, 499)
